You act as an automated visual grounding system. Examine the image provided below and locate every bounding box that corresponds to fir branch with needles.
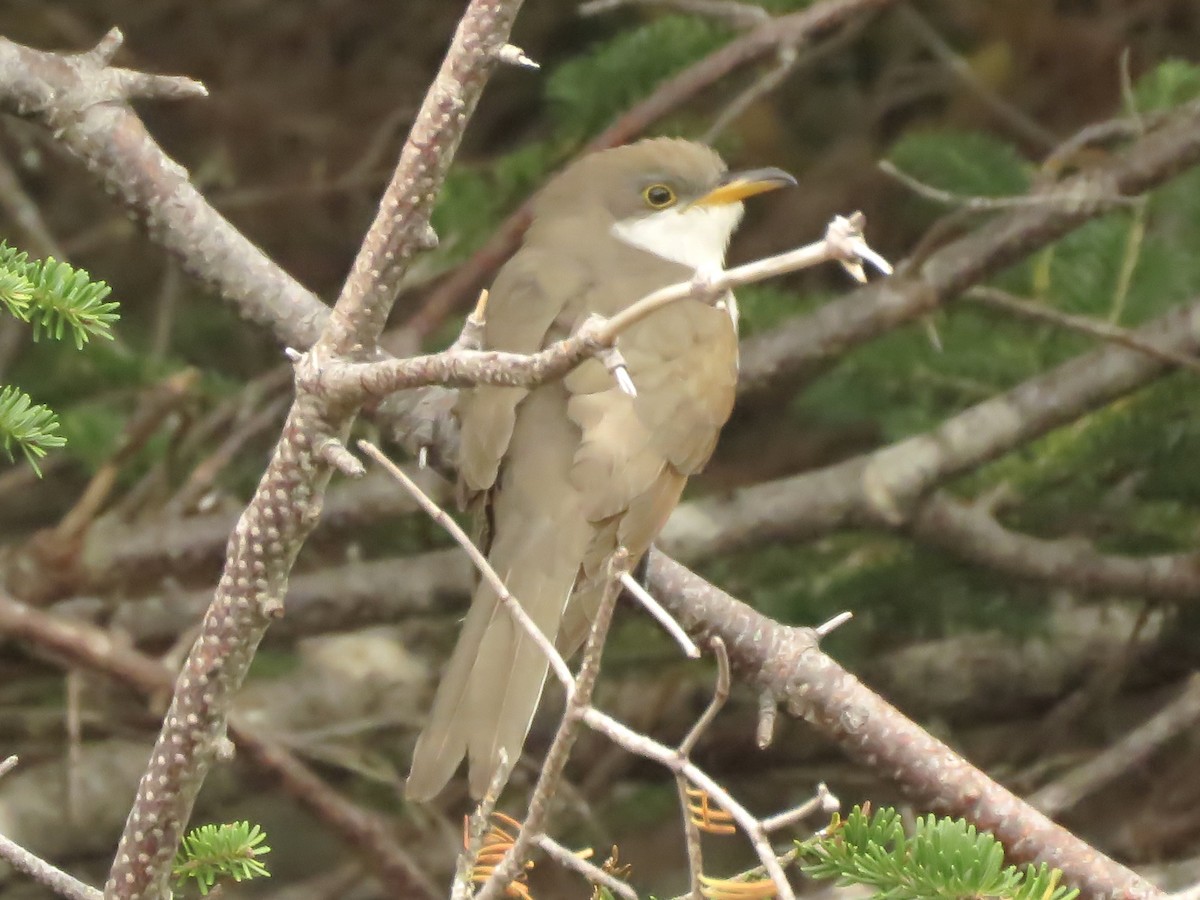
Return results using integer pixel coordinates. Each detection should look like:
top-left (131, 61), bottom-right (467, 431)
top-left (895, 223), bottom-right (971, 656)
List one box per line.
top-left (797, 805), bottom-right (1079, 900)
top-left (172, 821), bottom-right (271, 897)
top-left (0, 241), bottom-right (119, 473)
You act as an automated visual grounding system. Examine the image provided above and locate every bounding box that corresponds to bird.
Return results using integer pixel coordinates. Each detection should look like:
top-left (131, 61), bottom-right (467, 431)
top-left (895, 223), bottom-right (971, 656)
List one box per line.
top-left (406, 137), bottom-right (795, 801)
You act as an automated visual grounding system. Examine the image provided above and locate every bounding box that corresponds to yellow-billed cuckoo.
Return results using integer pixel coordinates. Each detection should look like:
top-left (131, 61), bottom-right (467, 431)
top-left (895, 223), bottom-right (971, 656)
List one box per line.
top-left (406, 138), bottom-right (794, 800)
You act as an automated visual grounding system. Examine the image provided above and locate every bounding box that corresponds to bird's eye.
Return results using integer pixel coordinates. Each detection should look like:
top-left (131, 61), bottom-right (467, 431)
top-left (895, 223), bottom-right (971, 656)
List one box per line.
top-left (642, 184), bottom-right (676, 209)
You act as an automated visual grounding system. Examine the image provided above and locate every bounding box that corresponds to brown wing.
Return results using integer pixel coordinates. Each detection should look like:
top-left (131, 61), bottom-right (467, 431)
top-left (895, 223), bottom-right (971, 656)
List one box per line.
top-left (456, 247), bottom-right (591, 496)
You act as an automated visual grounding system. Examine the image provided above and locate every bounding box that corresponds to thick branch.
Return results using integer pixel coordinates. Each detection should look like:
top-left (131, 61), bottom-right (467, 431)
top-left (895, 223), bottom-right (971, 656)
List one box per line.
top-left (102, 4), bottom-right (524, 896)
top-left (645, 551), bottom-right (1164, 900)
top-left (0, 30), bottom-right (326, 349)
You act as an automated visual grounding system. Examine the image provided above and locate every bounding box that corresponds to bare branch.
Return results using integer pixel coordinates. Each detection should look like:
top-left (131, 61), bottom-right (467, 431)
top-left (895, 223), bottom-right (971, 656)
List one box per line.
top-left (967, 286), bottom-right (1200, 375)
top-left (453, 752), bottom-right (509, 900)
top-left (760, 783), bottom-right (838, 833)
top-left (676, 638), bottom-right (732, 897)
top-left (0, 31), bottom-right (322, 349)
top-left (317, 213), bottom-right (891, 405)
top-left (475, 561), bottom-right (626, 900)
top-left (645, 551), bottom-right (1166, 900)
top-left (663, 291), bottom-right (1200, 573)
top-left (621, 572), bottom-right (701, 658)
top-left (580, 0), bottom-right (771, 29)
top-left (894, 4), bottom-right (1057, 150)
top-left (582, 705), bottom-right (796, 899)
top-left (736, 98), bottom-right (1200, 398)
top-left (1029, 674), bottom-right (1200, 818)
top-left (103, 3), bottom-right (526, 894)
top-left (0, 832), bottom-right (102, 900)
top-left (534, 834), bottom-right (639, 900)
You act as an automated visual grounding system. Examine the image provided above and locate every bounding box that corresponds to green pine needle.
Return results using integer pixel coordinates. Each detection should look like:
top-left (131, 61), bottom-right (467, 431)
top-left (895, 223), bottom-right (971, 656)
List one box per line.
top-left (0, 241), bottom-right (123, 474)
top-left (0, 385), bottom-right (65, 476)
top-left (25, 255), bottom-right (119, 348)
top-left (173, 821), bottom-right (271, 896)
top-left (0, 241), bottom-right (119, 349)
top-left (798, 806), bottom-right (1078, 900)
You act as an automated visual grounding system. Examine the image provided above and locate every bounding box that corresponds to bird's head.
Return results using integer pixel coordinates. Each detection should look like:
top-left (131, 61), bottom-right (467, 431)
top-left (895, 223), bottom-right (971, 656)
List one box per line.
top-left (532, 138), bottom-right (796, 271)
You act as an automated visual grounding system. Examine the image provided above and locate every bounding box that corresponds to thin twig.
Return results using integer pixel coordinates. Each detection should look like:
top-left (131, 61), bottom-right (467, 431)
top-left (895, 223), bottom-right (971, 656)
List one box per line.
top-left (646, 552), bottom-right (1166, 900)
top-left (404, 0), bottom-right (899, 339)
top-left (580, 0), bottom-right (771, 29)
top-left (895, 3), bottom-right (1057, 150)
top-left (620, 572), bottom-right (700, 657)
top-left (0, 590), bottom-right (437, 897)
top-left (879, 159), bottom-right (1136, 211)
top-left (582, 706), bottom-right (796, 900)
top-left (0, 755), bottom-right (16, 780)
top-left (760, 783), bottom-right (839, 832)
top-left (358, 439), bottom-right (575, 692)
top-left (534, 834), bottom-right (639, 900)
top-left (703, 44), bottom-right (797, 142)
top-left (0, 833), bottom-right (103, 900)
top-left (452, 750), bottom-right (510, 900)
top-left (97, 7), bottom-right (523, 881)
top-left (680, 638), bottom-right (732, 756)
top-left (675, 637), bottom-right (732, 897)
top-left (476, 561), bottom-right (627, 900)
top-left (321, 213), bottom-right (892, 404)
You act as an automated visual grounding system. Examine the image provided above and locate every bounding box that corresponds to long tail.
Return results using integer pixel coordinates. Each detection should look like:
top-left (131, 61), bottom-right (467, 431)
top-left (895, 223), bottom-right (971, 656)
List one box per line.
top-left (406, 389), bottom-right (589, 801)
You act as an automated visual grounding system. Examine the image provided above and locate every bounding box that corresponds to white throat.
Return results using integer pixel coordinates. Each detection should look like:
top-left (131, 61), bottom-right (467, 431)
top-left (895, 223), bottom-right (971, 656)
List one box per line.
top-left (611, 203), bottom-right (743, 271)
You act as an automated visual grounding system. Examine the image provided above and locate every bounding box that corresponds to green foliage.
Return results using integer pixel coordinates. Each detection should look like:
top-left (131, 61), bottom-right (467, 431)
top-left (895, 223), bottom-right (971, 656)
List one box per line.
top-left (173, 821), bottom-right (271, 896)
top-left (1133, 58), bottom-right (1200, 112)
top-left (0, 385), bottom-right (65, 474)
top-left (887, 129), bottom-right (1030, 198)
top-left (0, 242), bottom-right (118, 348)
top-left (0, 241), bottom-right (120, 473)
top-left (798, 806), bottom-right (1078, 900)
top-left (547, 15), bottom-right (731, 138)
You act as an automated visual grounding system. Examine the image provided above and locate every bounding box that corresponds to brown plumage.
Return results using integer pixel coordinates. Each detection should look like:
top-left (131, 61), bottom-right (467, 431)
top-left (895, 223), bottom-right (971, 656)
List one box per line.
top-left (406, 138), bottom-right (793, 800)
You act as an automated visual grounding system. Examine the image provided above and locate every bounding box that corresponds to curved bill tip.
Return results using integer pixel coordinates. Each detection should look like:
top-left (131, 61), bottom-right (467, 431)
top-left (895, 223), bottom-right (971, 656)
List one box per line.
top-left (693, 166), bottom-right (797, 207)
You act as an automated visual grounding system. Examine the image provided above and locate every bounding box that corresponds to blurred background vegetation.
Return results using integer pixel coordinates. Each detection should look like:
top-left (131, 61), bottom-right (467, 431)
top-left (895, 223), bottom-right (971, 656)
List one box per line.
top-left (2, 1), bottom-right (1200, 897)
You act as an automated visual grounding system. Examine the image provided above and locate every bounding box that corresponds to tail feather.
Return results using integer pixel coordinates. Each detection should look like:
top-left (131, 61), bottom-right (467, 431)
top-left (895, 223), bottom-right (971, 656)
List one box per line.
top-left (407, 383), bottom-right (591, 801)
top-left (406, 516), bottom-right (588, 801)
